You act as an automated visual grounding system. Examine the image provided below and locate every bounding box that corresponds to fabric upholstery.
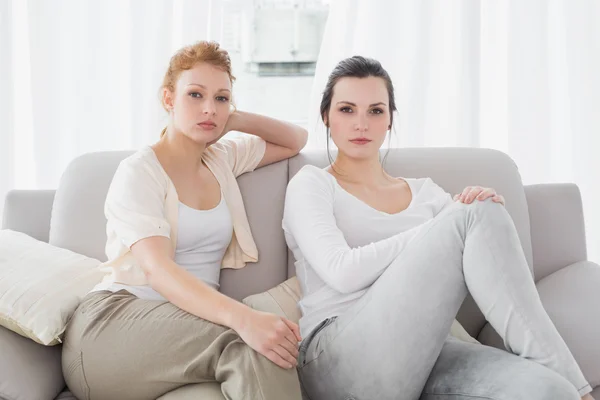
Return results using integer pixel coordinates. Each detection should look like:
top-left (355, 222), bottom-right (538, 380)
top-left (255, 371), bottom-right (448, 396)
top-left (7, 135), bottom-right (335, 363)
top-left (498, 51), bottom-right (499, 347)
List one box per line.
top-left (220, 160), bottom-right (289, 300)
top-left (2, 147), bottom-right (598, 398)
top-left (536, 261), bottom-right (600, 389)
top-left (2, 189), bottom-right (55, 243)
top-left (0, 326), bottom-right (64, 400)
top-left (49, 151), bottom-right (132, 262)
top-left (53, 390), bottom-right (77, 400)
top-left (525, 183), bottom-right (588, 281)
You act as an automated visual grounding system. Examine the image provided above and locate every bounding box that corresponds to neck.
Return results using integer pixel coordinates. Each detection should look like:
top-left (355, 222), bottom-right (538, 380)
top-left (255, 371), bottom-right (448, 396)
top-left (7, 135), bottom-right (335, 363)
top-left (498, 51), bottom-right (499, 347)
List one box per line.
top-left (157, 124), bottom-right (206, 170)
top-left (331, 153), bottom-right (387, 185)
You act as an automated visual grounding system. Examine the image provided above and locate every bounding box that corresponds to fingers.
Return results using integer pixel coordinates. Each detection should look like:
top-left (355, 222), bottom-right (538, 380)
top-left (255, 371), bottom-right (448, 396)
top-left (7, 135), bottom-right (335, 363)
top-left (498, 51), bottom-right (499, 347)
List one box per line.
top-left (476, 187), bottom-right (496, 201)
top-left (456, 186), bottom-right (482, 203)
top-left (455, 186), bottom-right (499, 204)
top-left (492, 194), bottom-right (505, 205)
top-left (270, 344), bottom-right (297, 369)
top-left (279, 334), bottom-right (299, 359)
top-left (458, 186), bottom-right (472, 202)
top-left (465, 186), bottom-right (485, 203)
top-left (265, 349), bottom-right (294, 369)
top-left (283, 318), bottom-right (302, 342)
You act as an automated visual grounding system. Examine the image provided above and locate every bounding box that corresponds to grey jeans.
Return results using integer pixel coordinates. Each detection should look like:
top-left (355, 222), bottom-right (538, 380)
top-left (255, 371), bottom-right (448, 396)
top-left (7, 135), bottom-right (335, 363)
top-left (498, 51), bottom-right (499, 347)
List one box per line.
top-left (297, 200), bottom-right (591, 400)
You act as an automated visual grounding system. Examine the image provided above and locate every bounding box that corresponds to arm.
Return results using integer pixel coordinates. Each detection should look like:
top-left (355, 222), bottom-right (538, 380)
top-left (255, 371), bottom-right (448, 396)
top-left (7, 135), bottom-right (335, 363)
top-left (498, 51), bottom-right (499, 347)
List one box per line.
top-left (105, 159), bottom-right (301, 368)
top-left (224, 110), bottom-right (308, 168)
top-left (131, 236), bottom-right (247, 327)
top-left (131, 236), bottom-right (300, 368)
top-left (284, 169), bottom-right (420, 294)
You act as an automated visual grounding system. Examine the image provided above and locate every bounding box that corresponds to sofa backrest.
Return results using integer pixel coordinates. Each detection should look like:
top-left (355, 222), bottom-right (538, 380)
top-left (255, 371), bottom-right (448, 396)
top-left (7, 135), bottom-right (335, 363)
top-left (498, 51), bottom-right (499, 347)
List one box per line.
top-left (48, 147), bottom-right (532, 337)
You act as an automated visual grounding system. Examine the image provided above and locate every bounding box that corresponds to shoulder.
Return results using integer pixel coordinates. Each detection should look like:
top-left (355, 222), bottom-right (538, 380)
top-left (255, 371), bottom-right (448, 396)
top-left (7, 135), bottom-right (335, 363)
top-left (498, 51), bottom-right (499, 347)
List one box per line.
top-left (288, 165), bottom-right (334, 192)
top-left (404, 177), bottom-right (451, 206)
top-left (111, 147), bottom-right (168, 191)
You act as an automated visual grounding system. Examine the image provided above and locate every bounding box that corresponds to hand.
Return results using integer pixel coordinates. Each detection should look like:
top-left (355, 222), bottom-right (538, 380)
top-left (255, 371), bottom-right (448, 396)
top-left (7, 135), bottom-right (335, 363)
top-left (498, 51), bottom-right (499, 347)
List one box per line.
top-left (453, 186), bottom-right (505, 206)
top-left (235, 309), bottom-right (302, 369)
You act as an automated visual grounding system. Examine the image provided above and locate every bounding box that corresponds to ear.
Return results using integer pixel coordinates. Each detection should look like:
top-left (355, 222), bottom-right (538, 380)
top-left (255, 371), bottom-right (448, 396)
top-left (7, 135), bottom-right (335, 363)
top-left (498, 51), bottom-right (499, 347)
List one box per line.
top-left (322, 112), bottom-right (329, 127)
top-left (162, 88), bottom-right (174, 111)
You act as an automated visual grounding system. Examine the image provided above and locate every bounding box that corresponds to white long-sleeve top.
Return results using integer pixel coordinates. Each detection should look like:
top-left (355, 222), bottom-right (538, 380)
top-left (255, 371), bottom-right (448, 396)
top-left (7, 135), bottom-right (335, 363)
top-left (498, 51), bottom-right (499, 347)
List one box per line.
top-left (283, 165), bottom-right (454, 338)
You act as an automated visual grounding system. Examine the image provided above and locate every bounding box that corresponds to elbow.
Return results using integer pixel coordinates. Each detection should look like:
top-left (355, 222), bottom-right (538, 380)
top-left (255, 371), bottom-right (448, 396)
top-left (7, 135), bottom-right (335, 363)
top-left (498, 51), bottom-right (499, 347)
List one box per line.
top-left (139, 258), bottom-right (166, 287)
top-left (293, 127), bottom-right (308, 153)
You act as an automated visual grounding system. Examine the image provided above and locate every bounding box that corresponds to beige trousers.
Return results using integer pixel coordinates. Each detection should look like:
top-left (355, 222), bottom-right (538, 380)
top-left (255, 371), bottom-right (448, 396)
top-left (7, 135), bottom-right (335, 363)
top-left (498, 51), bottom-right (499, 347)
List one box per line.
top-left (62, 290), bottom-right (301, 400)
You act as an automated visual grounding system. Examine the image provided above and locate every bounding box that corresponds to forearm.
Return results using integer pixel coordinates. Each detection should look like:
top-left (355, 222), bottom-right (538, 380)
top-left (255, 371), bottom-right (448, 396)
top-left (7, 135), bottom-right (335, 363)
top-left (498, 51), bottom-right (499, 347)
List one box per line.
top-left (227, 110), bottom-right (307, 151)
top-left (147, 259), bottom-right (250, 330)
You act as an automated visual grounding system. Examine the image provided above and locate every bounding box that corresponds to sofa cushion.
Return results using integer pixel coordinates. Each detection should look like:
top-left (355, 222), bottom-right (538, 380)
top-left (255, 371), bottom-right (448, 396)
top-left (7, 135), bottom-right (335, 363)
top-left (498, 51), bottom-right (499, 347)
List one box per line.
top-left (0, 326), bottom-right (64, 400)
top-left (243, 276), bottom-right (303, 322)
top-left (0, 229), bottom-right (104, 345)
top-left (49, 151), bottom-right (133, 262)
top-left (536, 261), bottom-right (600, 389)
top-left (54, 390), bottom-right (77, 400)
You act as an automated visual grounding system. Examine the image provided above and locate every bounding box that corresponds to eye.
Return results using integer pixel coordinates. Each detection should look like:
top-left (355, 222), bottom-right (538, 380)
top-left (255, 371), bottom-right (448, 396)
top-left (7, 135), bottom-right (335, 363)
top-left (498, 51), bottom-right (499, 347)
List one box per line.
top-left (189, 92), bottom-right (202, 99)
top-left (339, 106), bottom-right (353, 113)
top-left (370, 108), bottom-right (384, 114)
top-left (216, 96), bottom-right (229, 103)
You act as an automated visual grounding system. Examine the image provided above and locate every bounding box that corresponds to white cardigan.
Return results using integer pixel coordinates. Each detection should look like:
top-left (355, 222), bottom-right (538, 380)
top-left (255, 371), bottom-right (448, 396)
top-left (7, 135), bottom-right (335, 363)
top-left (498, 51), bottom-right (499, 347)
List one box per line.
top-left (99, 135), bottom-right (266, 286)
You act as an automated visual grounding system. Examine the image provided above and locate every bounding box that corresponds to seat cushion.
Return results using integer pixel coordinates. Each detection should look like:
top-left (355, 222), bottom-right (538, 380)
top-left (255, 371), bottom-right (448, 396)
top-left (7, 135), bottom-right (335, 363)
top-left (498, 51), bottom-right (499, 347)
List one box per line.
top-left (243, 276), bottom-right (303, 322)
top-left (537, 261), bottom-right (600, 389)
top-left (54, 390), bottom-right (77, 400)
top-left (0, 326), bottom-right (64, 400)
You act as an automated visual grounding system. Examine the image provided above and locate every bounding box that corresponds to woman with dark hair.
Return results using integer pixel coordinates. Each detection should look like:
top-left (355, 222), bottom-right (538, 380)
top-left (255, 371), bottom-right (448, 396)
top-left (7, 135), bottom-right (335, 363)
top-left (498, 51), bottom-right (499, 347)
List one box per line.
top-left (283, 56), bottom-right (593, 400)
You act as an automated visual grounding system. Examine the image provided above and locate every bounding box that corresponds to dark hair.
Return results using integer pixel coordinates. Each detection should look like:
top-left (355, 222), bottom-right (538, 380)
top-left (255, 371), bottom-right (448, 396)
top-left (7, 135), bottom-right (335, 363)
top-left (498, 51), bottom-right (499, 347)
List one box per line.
top-left (320, 56), bottom-right (397, 167)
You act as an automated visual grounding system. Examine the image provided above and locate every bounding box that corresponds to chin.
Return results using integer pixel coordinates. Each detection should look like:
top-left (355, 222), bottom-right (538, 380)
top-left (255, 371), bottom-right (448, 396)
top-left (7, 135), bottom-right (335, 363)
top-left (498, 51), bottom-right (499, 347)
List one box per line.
top-left (340, 146), bottom-right (379, 160)
top-left (187, 128), bottom-right (223, 145)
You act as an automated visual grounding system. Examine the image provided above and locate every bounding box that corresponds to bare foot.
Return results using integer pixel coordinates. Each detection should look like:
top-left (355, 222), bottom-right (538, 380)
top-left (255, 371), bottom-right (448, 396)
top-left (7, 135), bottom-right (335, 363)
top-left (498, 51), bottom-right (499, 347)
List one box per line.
top-left (581, 394), bottom-right (595, 400)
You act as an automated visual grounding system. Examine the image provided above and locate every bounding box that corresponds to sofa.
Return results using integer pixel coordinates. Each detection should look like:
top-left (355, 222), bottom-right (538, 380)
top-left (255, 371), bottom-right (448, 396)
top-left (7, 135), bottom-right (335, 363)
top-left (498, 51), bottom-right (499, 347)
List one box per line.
top-left (2, 147), bottom-right (600, 400)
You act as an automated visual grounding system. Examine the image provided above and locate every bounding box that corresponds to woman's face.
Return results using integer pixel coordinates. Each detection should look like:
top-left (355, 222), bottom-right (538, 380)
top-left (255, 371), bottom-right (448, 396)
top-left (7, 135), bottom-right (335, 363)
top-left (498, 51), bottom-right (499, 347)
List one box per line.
top-left (164, 62), bottom-right (232, 145)
top-left (325, 76), bottom-right (391, 160)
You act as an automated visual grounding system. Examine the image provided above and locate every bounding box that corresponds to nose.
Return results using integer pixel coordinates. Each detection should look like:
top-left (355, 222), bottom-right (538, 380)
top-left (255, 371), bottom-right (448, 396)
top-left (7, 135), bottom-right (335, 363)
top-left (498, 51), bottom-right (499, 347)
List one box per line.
top-left (203, 99), bottom-right (216, 116)
top-left (354, 113), bottom-right (368, 132)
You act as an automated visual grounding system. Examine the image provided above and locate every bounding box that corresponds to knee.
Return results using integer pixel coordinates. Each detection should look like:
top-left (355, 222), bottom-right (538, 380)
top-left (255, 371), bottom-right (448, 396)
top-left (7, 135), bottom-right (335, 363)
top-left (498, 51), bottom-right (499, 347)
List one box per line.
top-left (462, 198), bottom-right (512, 226)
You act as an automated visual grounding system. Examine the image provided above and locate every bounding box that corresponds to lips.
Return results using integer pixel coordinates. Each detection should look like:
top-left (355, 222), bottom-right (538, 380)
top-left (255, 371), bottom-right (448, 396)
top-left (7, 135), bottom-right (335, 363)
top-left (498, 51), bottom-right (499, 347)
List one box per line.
top-left (350, 138), bottom-right (371, 145)
top-left (198, 121), bottom-right (217, 129)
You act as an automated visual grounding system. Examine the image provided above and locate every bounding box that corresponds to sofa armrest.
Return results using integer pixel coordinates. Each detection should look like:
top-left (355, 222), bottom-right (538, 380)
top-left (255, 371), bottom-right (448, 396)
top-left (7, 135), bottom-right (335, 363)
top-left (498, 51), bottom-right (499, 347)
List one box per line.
top-left (525, 183), bottom-right (587, 282)
top-left (1, 190), bottom-right (55, 243)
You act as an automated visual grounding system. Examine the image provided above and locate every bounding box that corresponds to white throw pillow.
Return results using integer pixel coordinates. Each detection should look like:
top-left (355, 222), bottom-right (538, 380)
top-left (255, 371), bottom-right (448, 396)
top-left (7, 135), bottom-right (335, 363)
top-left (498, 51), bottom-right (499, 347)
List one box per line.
top-left (0, 229), bottom-right (104, 345)
top-left (243, 276), bottom-right (479, 344)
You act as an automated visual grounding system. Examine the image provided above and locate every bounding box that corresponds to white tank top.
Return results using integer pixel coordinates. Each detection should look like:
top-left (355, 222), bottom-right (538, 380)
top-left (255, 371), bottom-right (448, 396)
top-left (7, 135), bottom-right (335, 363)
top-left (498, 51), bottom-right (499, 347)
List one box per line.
top-left (100, 193), bottom-right (233, 300)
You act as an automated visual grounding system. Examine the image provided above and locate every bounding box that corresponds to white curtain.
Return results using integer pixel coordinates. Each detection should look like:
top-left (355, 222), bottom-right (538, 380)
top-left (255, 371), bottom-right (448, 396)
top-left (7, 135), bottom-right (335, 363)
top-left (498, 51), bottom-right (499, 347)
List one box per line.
top-left (0, 0), bottom-right (230, 215)
top-left (309, 0), bottom-right (600, 263)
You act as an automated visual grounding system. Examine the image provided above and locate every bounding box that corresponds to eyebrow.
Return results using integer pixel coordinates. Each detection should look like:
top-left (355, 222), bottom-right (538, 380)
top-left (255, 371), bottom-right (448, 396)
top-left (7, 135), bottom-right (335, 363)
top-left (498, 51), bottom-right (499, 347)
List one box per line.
top-left (187, 83), bottom-right (231, 92)
top-left (336, 101), bottom-right (387, 107)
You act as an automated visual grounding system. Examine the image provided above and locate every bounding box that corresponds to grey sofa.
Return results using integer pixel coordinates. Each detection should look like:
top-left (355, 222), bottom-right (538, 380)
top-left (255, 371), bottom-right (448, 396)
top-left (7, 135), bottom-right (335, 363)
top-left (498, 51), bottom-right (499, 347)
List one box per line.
top-left (2, 148), bottom-right (600, 400)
